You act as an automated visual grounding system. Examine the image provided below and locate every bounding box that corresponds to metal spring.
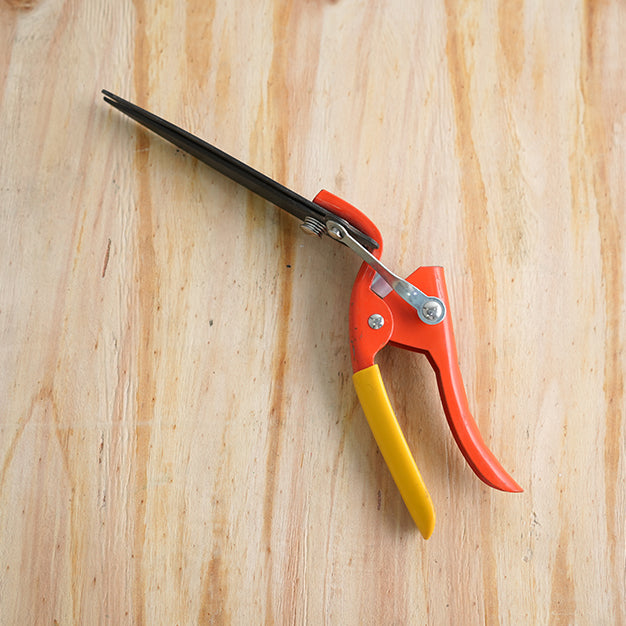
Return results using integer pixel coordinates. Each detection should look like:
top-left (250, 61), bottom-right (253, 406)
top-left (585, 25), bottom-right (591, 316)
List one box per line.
top-left (299, 216), bottom-right (326, 237)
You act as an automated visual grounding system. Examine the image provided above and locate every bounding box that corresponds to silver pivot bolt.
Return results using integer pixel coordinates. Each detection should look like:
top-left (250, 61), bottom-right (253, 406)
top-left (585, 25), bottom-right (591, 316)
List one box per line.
top-left (421, 300), bottom-right (445, 324)
top-left (368, 314), bottom-right (385, 329)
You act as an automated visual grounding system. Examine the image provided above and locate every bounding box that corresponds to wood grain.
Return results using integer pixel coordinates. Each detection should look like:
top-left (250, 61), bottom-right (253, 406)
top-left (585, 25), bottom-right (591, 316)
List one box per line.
top-left (1, 1), bottom-right (624, 624)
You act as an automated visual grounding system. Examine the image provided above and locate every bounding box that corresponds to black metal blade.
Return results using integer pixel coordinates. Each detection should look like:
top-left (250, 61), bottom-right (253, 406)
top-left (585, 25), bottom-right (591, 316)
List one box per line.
top-left (102, 90), bottom-right (379, 251)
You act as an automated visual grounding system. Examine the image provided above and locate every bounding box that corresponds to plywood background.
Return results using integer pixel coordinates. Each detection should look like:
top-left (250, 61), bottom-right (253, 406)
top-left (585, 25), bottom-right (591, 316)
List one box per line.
top-left (1, 1), bottom-right (624, 624)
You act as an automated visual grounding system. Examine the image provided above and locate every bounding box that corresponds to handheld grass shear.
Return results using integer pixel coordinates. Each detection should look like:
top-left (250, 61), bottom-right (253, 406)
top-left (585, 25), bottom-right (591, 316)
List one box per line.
top-left (103, 90), bottom-right (522, 538)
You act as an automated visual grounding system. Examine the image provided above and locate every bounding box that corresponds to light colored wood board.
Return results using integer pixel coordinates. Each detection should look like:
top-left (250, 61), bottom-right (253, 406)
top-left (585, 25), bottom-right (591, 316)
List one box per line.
top-left (0, 1), bottom-right (624, 624)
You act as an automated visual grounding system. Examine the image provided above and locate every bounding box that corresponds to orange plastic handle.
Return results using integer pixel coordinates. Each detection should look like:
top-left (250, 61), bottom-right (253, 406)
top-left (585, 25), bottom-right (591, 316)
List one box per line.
top-left (380, 266), bottom-right (522, 492)
top-left (313, 189), bottom-right (522, 494)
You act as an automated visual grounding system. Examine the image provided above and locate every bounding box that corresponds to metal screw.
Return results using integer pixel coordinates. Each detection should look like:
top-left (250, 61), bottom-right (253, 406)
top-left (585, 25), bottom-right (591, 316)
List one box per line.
top-left (421, 300), bottom-right (444, 323)
top-left (368, 314), bottom-right (385, 329)
top-left (327, 224), bottom-right (343, 239)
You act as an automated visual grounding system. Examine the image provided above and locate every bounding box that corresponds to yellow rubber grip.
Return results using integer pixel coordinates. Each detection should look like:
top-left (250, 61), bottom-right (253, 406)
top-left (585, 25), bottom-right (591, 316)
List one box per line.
top-left (353, 364), bottom-right (435, 539)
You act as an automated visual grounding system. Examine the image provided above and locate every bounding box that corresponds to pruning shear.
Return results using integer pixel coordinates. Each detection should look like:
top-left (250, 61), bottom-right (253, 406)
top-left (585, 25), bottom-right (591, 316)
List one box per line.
top-left (103, 91), bottom-right (522, 538)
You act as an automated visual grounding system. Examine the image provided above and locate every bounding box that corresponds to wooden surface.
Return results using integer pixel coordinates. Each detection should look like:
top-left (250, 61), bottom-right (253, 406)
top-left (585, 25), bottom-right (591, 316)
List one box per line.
top-left (1, 1), bottom-right (625, 624)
